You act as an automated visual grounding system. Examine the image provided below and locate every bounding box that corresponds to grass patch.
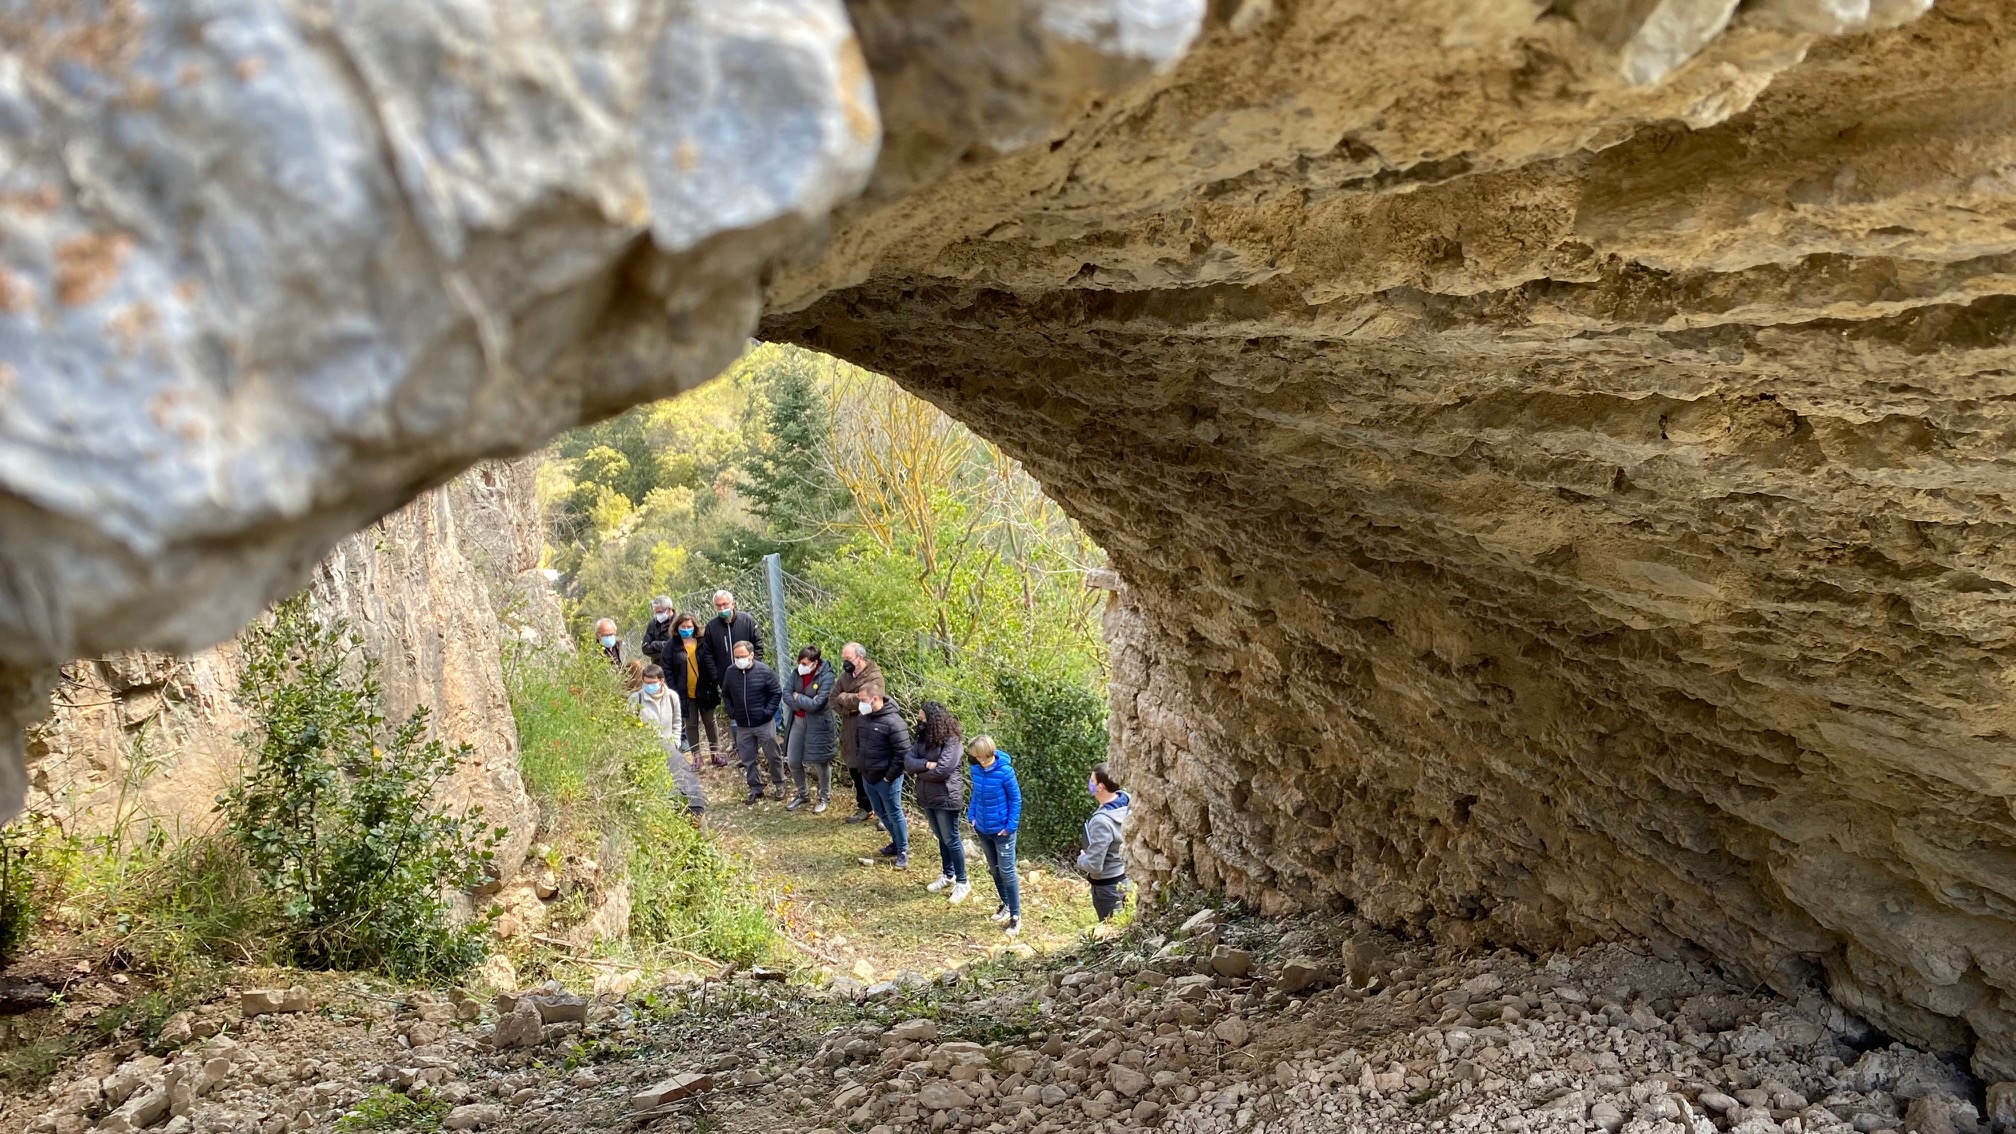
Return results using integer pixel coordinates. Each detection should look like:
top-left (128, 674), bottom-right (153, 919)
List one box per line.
top-left (506, 645), bottom-right (776, 966)
top-left (702, 782), bottom-right (1101, 980)
top-left (336, 1086), bottom-right (449, 1131)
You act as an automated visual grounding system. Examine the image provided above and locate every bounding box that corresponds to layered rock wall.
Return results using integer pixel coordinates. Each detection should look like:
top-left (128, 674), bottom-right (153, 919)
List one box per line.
top-left (767, 0), bottom-right (2016, 1081)
top-left (11, 0), bottom-right (2016, 1089)
top-left (26, 461), bottom-right (552, 872)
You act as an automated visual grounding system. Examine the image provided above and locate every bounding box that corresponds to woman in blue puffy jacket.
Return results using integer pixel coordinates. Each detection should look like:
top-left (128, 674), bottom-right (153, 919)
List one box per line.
top-left (965, 735), bottom-right (1024, 937)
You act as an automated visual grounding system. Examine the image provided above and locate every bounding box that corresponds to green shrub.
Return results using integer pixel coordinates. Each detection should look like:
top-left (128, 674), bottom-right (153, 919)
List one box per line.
top-left (983, 672), bottom-right (1110, 858)
top-left (337, 1086), bottom-right (449, 1131)
top-left (0, 814), bottom-right (49, 964)
top-left (221, 594), bottom-right (500, 981)
top-left (505, 644), bottom-right (776, 965)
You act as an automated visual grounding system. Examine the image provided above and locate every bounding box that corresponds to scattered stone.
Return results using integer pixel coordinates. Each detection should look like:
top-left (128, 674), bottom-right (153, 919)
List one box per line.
top-left (491, 1000), bottom-right (543, 1050)
top-left (1177, 908), bottom-right (1222, 939)
top-left (886, 1018), bottom-right (938, 1043)
top-left (529, 994), bottom-right (588, 1024)
top-left (1342, 938), bottom-right (1394, 988)
top-left (918, 1082), bottom-right (975, 1110)
top-left (442, 1104), bottom-right (504, 1131)
top-left (1278, 956), bottom-right (1332, 993)
top-left (241, 988), bottom-right (312, 1017)
top-left (1209, 946), bottom-right (1254, 978)
top-left (631, 1073), bottom-right (714, 1110)
top-left (1110, 1064), bottom-right (1150, 1097)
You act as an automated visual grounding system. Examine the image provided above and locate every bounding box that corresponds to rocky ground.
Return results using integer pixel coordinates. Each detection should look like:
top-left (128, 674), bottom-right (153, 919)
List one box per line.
top-left (7, 899), bottom-right (2003, 1134)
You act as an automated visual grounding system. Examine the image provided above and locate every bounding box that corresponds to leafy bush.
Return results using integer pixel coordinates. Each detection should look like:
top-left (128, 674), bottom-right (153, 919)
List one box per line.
top-left (221, 594), bottom-right (499, 981)
top-left (0, 814), bottom-right (50, 964)
top-left (506, 644), bottom-right (776, 965)
top-left (981, 673), bottom-right (1110, 858)
top-left (338, 1086), bottom-right (449, 1131)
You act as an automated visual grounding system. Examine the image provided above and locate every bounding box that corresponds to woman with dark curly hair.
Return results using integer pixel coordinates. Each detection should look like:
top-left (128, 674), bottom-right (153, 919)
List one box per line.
top-left (905, 701), bottom-right (970, 903)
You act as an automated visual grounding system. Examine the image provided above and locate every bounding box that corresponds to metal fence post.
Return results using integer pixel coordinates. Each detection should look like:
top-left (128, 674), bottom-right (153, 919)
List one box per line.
top-left (763, 553), bottom-right (790, 665)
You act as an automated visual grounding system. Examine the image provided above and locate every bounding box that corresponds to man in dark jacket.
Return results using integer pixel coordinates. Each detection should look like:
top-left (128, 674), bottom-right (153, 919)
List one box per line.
top-left (701, 589), bottom-right (763, 679)
top-left (720, 641), bottom-right (785, 805)
top-left (833, 642), bottom-right (884, 826)
top-left (641, 595), bottom-right (676, 668)
top-left (853, 690), bottom-right (912, 869)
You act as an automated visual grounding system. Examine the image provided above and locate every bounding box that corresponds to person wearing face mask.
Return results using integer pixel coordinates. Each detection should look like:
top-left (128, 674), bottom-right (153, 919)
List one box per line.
top-left (831, 642), bottom-right (884, 827)
top-left (905, 702), bottom-right (969, 904)
top-left (594, 618), bottom-right (624, 666)
top-left (852, 689), bottom-right (913, 869)
top-left (782, 645), bottom-right (837, 813)
top-left (700, 589), bottom-right (762, 686)
top-left (721, 641), bottom-right (785, 806)
top-left (665, 612), bottom-right (723, 768)
top-left (1076, 764), bottom-right (1132, 922)
top-left (965, 736), bottom-right (1023, 936)
top-left (628, 664), bottom-right (706, 819)
top-left (641, 595), bottom-right (677, 669)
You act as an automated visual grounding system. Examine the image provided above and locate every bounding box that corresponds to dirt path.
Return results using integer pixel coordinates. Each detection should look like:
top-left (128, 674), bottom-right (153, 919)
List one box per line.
top-left (693, 759), bottom-right (1101, 982)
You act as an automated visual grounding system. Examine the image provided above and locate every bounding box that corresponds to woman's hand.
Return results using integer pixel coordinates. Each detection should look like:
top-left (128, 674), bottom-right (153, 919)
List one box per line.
top-left (925, 761), bottom-right (937, 771)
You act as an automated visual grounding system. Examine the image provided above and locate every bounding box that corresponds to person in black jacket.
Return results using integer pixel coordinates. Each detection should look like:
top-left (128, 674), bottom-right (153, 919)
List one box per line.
top-left (854, 690), bottom-right (913, 869)
top-left (904, 701), bottom-right (968, 902)
top-left (720, 640), bottom-right (785, 805)
top-left (641, 595), bottom-right (676, 668)
top-left (701, 589), bottom-right (763, 679)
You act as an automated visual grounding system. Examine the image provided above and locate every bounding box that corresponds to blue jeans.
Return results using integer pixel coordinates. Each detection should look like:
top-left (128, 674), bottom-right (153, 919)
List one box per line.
top-left (864, 776), bottom-right (908, 854)
top-left (923, 808), bottom-right (966, 882)
top-left (973, 828), bottom-right (1020, 917)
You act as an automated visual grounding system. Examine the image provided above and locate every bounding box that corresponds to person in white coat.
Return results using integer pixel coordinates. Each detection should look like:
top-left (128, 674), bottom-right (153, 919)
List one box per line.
top-left (629, 664), bottom-right (706, 819)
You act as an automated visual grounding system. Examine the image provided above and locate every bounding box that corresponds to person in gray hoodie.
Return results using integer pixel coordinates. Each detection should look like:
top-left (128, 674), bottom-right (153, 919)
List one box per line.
top-left (1076, 763), bottom-right (1131, 921)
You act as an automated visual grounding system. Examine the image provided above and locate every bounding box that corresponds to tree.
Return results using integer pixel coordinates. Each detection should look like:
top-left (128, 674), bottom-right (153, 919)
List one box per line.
top-left (740, 346), bottom-right (850, 559)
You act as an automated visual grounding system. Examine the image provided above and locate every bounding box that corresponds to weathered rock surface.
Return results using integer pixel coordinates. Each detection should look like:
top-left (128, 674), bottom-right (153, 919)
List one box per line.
top-left (0, 0), bottom-right (1204, 824)
top-left (764, 0), bottom-right (2016, 1081)
top-left (8, 0), bottom-right (2016, 1090)
top-left (23, 462), bottom-right (546, 877)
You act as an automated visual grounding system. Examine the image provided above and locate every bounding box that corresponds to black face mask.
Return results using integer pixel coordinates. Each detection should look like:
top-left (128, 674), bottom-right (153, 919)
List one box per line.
top-left (842, 660), bottom-right (856, 674)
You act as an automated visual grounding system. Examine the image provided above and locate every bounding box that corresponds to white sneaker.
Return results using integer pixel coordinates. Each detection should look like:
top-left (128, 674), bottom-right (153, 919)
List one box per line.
top-left (926, 874), bottom-right (954, 893)
top-left (989, 905), bottom-right (1010, 923)
top-left (949, 882), bottom-right (971, 905)
top-left (1003, 917), bottom-right (1021, 938)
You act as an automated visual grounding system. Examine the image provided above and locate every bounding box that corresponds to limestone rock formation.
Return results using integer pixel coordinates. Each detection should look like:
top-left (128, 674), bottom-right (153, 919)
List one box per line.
top-left (9, 0), bottom-right (2016, 1091)
top-left (0, 0), bottom-right (1202, 824)
top-left (26, 462), bottom-right (544, 875)
top-left (765, 0), bottom-right (2016, 1081)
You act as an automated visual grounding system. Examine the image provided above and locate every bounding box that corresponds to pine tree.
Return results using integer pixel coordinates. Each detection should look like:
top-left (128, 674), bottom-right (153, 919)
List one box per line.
top-left (741, 349), bottom-right (850, 558)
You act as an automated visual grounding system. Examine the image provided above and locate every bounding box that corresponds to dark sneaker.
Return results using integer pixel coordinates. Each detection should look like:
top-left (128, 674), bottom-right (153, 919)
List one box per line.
top-left (892, 854), bottom-right (909, 871)
top-left (844, 811), bottom-right (871, 824)
top-left (744, 790), bottom-right (763, 807)
top-left (877, 843), bottom-right (899, 858)
top-left (786, 795), bottom-right (808, 812)
top-left (710, 756), bottom-right (732, 768)
top-left (1004, 917), bottom-right (1021, 938)
top-left (769, 785), bottom-right (786, 801)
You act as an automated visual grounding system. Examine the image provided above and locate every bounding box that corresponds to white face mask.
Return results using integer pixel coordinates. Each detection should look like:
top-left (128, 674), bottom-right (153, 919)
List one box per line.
top-left (858, 701), bottom-right (873, 716)
top-left (797, 663), bottom-right (813, 676)
top-left (654, 611), bottom-right (669, 622)
top-left (734, 657), bottom-right (753, 670)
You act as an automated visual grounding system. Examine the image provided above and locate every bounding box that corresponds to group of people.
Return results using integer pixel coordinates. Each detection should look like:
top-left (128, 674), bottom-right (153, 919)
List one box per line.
top-left (594, 590), bottom-right (1132, 933)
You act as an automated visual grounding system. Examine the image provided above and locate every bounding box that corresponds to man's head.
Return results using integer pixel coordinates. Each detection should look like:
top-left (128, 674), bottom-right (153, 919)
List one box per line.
top-left (642, 664), bottom-right (665, 693)
top-left (732, 641), bottom-right (754, 670)
top-left (841, 642), bottom-right (865, 670)
top-left (595, 618), bottom-right (617, 639)
top-left (652, 595), bottom-right (673, 622)
top-left (713, 590), bottom-right (735, 617)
